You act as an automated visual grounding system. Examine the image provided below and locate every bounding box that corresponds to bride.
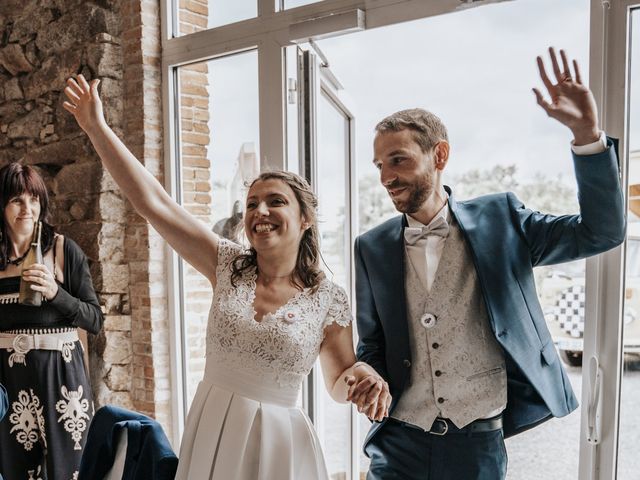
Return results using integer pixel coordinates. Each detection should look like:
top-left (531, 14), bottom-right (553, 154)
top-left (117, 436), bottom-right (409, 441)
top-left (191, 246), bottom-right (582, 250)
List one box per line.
top-left (63, 75), bottom-right (391, 479)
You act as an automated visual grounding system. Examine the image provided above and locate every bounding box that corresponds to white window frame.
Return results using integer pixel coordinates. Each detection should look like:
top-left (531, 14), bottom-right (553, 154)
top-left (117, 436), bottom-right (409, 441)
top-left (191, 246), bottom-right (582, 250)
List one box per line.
top-left (160, 0), bottom-right (512, 449)
top-left (159, 2), bottom-right (634, 479)
top-left (579, 2), bottom-right (637, 479)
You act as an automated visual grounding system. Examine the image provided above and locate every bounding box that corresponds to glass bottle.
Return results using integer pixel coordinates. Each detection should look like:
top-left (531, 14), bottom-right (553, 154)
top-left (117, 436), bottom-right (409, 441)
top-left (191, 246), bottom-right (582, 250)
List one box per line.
top-left (19, 221), bottom-right (43, 306)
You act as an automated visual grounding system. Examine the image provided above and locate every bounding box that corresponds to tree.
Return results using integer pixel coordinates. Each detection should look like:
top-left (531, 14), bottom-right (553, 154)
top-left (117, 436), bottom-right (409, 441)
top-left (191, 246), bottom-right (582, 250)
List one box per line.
top-left (358, 174), bottom-right (397, 234)
top-left (450, 165), bottom-right (578, 215)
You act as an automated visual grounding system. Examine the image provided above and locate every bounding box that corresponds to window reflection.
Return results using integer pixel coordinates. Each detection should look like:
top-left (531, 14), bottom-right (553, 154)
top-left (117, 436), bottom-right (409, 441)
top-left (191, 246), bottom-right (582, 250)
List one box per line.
top-left (316, 89), bottom-right (352, 480)
top-left (177, 51), bottom-right (259, 415)
top-left (177, 0), bottom-right (257, 36)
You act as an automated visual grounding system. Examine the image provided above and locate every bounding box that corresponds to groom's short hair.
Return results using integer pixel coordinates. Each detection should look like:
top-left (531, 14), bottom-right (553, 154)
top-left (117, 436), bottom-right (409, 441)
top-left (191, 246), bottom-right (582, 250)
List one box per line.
top-left (375, 108), bottom-right (449, 153)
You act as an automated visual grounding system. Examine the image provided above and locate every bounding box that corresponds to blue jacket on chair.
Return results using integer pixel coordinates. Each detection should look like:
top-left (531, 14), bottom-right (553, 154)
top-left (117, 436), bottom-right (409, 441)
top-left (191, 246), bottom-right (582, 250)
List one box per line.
top-left (0, 383), bottom-right (7, 480)
top-left (0, 383), bottom-right (7, 421)
top-left (355, 139), bottom-right (626, 446)
top-left (79, 405), bottom-right (178, 480)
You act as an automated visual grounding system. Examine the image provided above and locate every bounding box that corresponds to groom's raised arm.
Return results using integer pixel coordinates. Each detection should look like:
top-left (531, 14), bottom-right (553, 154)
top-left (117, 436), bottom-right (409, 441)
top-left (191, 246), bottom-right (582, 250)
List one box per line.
top-left (514, 48), bottom-right (625, 266)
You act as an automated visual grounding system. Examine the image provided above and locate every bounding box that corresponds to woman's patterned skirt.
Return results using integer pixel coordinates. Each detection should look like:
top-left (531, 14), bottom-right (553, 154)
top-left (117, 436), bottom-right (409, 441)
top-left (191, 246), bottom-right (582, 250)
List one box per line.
top-left (0, 328), bottom-right (94, 480)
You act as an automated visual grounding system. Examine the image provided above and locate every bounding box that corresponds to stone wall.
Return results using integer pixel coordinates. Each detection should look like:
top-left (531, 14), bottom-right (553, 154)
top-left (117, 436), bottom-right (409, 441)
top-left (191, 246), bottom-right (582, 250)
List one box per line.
top-left (0, 0), bottom-right (174, 439)
top-left (0, 0), bottom-right (216, 445)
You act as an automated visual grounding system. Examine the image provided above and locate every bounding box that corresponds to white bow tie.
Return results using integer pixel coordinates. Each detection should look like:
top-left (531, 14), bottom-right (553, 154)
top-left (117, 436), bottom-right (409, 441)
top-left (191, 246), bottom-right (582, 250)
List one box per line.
top-left (404, 217), bottom-right (450, 245)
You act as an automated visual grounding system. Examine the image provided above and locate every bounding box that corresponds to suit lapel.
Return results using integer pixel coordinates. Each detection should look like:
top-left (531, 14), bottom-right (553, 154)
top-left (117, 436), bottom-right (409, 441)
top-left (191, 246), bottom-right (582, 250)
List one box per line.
top-left (376, 216), bottom-right (410, 344)
top-left (447, 187), bottom-right (497, 331)
top-left (447, 186), bottom-right (475, 246)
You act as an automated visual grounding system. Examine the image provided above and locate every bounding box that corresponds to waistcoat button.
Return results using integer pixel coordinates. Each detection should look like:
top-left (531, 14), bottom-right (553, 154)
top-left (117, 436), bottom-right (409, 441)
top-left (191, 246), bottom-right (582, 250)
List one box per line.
top-left (420, 313), bottom-right (437, 329)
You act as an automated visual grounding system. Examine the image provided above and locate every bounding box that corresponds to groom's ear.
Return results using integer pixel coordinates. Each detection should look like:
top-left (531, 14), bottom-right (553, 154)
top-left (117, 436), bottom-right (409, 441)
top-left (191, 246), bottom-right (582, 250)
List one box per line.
top-left (434, 141), bottom-right (450, 171)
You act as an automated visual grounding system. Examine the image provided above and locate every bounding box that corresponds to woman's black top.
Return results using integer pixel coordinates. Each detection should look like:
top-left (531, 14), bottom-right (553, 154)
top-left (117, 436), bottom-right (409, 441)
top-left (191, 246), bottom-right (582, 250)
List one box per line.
top-left (0, 237), bottom-right (103, 333)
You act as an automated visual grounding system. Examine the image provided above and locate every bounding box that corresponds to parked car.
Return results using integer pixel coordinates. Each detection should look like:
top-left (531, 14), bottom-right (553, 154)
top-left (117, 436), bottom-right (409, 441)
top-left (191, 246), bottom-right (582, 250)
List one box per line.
top-left (543, 223), bottom-right (640, 367)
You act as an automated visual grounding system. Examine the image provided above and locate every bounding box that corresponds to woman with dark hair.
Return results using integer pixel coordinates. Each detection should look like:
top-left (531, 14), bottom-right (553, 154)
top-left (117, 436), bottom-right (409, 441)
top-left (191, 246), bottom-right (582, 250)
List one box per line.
top-left (64, 75), bottom-right (391, 479)
top-left (0, 162), bottom-right (103, 479)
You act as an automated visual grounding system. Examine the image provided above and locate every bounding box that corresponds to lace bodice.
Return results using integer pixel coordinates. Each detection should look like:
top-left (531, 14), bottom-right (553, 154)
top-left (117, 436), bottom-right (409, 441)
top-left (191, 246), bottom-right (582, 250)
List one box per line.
top-left (206, 239), bottom-right (352, 389)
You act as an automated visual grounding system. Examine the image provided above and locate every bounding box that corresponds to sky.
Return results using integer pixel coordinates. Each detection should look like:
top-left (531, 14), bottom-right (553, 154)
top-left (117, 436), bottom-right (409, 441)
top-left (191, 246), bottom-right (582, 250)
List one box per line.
top-left (200, 0), bottom-right (639, 194)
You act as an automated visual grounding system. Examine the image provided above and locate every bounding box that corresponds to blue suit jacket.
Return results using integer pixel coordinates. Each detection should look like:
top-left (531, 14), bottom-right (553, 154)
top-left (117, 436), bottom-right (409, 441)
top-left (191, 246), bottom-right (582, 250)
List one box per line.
top-left (0, 383), bottom-right (7, 480)
top-left (0, 383), bottom-right (7, 421)
top-left (78, 405), bottom-right (178, 480)
top-left (355, 140), bottom-right (625, 444)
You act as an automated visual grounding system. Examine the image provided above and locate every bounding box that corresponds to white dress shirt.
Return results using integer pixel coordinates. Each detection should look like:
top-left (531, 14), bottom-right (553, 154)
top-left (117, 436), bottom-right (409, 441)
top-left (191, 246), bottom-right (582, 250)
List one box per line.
top-left (405, 199), bottom-right (450, 293)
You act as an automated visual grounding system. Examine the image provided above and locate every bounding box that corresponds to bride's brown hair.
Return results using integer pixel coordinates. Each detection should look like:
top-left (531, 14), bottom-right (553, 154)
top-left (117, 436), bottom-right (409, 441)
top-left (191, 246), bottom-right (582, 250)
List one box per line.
top-left (230, 171), bottom-right (324, 291)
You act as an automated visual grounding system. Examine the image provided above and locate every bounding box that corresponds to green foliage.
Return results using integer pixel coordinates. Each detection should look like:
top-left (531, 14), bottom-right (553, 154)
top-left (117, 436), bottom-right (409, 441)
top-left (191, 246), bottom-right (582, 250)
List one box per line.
top-left (357, 164), bottom-right (579, 234)
top-left (450, 165), bottom-right (579, 215)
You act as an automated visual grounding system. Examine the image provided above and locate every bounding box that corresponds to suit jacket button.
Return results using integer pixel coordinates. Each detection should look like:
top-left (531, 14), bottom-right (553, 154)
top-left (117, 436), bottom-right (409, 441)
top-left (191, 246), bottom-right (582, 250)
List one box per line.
top-left (403, 359), bottom-right (411, 368)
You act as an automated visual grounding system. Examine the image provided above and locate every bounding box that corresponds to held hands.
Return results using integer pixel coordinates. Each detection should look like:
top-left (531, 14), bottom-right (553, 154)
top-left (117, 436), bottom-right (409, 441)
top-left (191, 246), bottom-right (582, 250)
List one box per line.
top-left (533, 47), bottom-right (600, 146)
top-left (62, 75), bottom-right (105, 135)
top-left (344, 363), bottom-right (391, 422)
top-left (22, 264), bottom-right (58, 301)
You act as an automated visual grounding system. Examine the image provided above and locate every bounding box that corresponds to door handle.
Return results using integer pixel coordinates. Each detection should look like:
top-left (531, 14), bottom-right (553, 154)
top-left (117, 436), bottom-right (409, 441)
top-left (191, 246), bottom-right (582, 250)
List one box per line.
top-left (587, 355), bottom-right (603, 445)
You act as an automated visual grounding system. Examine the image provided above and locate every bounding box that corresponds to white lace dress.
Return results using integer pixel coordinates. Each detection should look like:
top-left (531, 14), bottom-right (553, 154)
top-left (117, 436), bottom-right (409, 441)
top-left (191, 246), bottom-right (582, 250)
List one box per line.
top-left (175, 239), bottom-right (352, 480)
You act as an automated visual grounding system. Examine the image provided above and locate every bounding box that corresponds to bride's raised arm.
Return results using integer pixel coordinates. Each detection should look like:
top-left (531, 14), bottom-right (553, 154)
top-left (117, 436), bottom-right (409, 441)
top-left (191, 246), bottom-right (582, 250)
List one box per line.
top-left (63, 75), bottom-right (221, 285)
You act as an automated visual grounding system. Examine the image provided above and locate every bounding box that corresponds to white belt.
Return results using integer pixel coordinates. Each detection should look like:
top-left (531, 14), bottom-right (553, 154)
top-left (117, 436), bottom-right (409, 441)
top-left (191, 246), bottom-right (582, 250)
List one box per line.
top-left (0, 330), bottom-right (79, 366)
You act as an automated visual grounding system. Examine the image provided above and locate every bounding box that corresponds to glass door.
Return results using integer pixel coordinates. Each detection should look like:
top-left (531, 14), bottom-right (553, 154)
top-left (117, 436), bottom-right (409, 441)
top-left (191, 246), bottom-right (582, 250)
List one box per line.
top-left (579, 2), bottom-right (638, 479)
top-left (616, 5), bottom-right (640, 479)
top-left (296, 46), bottom-right (359, 480)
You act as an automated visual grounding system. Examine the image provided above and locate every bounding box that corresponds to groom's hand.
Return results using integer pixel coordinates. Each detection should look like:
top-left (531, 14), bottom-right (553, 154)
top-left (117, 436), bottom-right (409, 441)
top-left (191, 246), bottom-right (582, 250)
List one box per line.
top-left (533, 47), bottom-right (600, 146)
top-left (345, 364), bottom-right (391, 421)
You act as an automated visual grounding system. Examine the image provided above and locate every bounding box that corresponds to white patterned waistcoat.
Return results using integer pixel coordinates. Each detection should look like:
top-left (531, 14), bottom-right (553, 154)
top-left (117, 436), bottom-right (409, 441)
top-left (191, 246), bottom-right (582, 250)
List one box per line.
top-left (392, 220), bottom-right (507, 430)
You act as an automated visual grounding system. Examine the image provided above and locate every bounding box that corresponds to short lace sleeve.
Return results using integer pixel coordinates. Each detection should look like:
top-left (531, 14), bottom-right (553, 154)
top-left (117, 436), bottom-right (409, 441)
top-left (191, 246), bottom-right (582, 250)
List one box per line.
top-left (216, 238), bottom-right (245, 279)
top-left (323, 283), bottom-right (352, 329)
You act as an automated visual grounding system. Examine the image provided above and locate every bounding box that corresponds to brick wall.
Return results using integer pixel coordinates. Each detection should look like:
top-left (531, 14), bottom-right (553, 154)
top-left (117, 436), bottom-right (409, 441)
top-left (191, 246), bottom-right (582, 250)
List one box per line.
top-left (0, 0), bottom-right (218, 446)
top-left (177, 1), bottom-right (212, 409)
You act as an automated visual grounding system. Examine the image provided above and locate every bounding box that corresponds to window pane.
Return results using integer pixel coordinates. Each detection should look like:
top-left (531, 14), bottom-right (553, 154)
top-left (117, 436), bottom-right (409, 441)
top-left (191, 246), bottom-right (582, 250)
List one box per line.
top-left (313, 0), bottom-right (590, 477)
top-left (177, 50), bottom-right (259, 415)
top-left (617, 7), bottom-right (640, 479)
top-left (284, 0), bottom-right (324, 9)
top-left (315, 89), bottom-right (352, 480)
top-left (177, 0), bottom-right (257, 36)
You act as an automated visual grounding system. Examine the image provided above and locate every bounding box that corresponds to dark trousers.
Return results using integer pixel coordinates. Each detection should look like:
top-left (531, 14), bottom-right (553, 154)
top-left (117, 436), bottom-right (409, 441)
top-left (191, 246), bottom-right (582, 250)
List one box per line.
top-left (366, 419), bottom-right (507, 480)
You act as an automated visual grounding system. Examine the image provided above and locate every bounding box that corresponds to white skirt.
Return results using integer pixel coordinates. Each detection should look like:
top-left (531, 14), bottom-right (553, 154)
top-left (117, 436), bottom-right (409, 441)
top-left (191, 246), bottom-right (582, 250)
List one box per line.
top-left (175, 366), bottom-right (329, 480)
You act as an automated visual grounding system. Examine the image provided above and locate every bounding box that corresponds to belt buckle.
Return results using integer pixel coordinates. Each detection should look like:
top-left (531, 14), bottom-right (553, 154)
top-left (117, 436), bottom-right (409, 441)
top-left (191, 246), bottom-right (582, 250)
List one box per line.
top-left (430, 418), bottom-right (449, 436)
top-left (12, 334), bottom-right (31, 355)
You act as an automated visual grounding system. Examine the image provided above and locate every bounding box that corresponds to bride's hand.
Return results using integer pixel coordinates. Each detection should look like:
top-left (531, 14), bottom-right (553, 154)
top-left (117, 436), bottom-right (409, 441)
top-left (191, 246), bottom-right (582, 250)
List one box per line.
top-left (345, 363), bottom-right (391, 421)
top-left (62, 74), bottom-right (106, 135)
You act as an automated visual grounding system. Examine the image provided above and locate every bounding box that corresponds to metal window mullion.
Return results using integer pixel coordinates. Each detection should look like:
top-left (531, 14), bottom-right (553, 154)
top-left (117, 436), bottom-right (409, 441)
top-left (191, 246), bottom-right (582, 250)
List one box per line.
top-left (258, 0), bottom-right (276, 17)
top-left (162, 0), bottom-right (497, 68)
top-left (298, 50), bottom-right (319, 187)
top-left (318, 76), bottom-right (358, 479)
top-left (258, 38), bottom-right (287, 170)
top-left (346, 105), bottom-right (359, 480)
top-left (299, 49), bottom-right (319, 423)
top-left (579, 1), bottom-right (634, 479)
top-left (161, 61), bottom-right (187, 447)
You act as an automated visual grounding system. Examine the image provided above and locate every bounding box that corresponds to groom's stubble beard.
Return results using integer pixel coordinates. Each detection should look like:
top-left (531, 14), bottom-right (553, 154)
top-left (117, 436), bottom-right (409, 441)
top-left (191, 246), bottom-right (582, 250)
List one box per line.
top-left (389, 165), bottom-right (437, 214)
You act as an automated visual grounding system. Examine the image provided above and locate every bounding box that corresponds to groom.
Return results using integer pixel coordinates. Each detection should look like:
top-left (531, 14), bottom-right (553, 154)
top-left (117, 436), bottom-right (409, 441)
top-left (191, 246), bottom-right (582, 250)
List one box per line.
top-left (352, 48), bottom-right (625, 479)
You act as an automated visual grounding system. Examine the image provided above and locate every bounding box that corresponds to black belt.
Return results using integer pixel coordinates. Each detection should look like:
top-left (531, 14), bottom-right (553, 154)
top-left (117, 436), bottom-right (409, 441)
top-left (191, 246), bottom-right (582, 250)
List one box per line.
top-left (393, 415), bottom-right (503, 436)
